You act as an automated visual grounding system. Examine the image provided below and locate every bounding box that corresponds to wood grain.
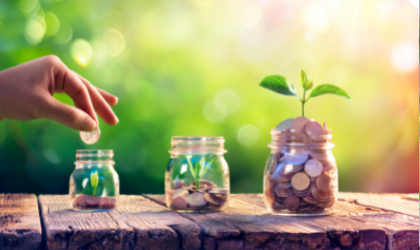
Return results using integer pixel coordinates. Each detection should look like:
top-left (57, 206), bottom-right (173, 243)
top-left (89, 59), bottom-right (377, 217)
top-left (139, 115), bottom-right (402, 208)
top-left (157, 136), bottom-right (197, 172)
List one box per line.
top-left (39, 195), bottom-right (201, 250)
top-left (0, 193), bottom-right (42, 250)
top-left (144, 193), bottom-right (418, 250)
top-left (338, 192), bottom-right (419, 217)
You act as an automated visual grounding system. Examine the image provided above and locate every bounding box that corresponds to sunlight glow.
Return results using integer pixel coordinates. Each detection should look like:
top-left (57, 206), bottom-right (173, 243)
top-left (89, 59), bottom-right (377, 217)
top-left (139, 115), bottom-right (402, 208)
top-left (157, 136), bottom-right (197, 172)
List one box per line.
top-left (191, 0), bottom-right (211, 7)
top-left (390, 42), bottom-right (418, 73)
top-left (216, 89), bottom-right (240, 115)
top-left (242, 2), bottom-right (261, 28)
top-left (71, 39), bottom-right (93, 67)
top-left (303, 6), bottom-right (327, 31)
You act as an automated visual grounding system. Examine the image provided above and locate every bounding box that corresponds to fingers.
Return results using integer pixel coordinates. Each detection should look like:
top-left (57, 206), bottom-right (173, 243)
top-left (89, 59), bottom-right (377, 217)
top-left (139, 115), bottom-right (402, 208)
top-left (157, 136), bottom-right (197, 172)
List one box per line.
top-left (42, 98), bottom-right (97, 131)
top-left (74, 73), bottom-right (119, 125)
top-left (53, 67), bottom-right (98, 125)
top-left (96, 88), bottom-right (118, 106)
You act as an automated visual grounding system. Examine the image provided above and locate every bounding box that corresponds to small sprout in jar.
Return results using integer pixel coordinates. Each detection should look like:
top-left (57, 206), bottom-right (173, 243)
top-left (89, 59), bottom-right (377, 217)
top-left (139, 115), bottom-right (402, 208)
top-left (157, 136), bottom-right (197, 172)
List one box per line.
top-left (185, 156), bottom-right (214, 190)
top-left (91, 171), bottom-right (99, 197)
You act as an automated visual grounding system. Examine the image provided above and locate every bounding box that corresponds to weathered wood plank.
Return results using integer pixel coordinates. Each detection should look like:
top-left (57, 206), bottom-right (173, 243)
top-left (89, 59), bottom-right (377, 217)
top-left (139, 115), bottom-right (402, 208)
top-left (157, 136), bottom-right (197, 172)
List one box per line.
top-left (39, 195), bottom-right (201, 250)
top-left (144, 193), bottom-right (418, 250)
top-left (338, 192), bottom-right (419, 217)
top-left (0, 194), bottom-right (42, 250)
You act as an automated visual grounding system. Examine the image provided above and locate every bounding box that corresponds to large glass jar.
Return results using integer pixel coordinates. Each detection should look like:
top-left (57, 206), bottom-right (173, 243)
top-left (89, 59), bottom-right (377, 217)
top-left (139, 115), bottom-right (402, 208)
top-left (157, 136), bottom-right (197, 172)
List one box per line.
top-left (263, 117), bottom-right (338, 215)
top-left (69, 150), bottom-right (119, 211)
top-left (165, 137), bottom-right (230, 212)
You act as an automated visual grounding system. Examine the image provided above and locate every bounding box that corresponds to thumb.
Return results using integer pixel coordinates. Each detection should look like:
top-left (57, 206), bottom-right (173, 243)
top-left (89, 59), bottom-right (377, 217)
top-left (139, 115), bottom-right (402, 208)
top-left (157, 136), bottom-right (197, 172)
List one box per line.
top-left (42, 99), bottom-right (97, 131)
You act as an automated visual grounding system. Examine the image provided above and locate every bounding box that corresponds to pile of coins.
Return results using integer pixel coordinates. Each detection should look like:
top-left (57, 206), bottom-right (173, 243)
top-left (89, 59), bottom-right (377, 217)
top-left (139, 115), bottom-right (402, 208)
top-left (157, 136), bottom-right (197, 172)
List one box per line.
top-left (166, 179), bottom-right (228, 211)
top-left (72, 195), bottom-right (116, 210)
top-left (264, 117), bottom-right (338, 214)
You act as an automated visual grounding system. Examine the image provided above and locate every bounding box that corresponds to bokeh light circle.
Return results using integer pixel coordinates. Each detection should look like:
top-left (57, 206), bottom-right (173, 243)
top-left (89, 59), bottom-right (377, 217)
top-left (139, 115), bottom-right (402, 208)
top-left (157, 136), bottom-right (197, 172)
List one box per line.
top-left (45, 12), bottom-right (60, 36)
top-left (242, 2), bottom-right (261, 28)
top-left (303, 6), bottom-right (327, 31)
top-left (103, 29), bottom-right (125, 57)
top-left (203, 100), bottom-right (227, 124)
top-left (25, 17), bottom-right (45, 45)
top-left (216, 89), bottom-right (240, 115)
top-left (390, 42), bottom-right (418, 73)
top-left (377, 2), bottom-right (392, 12)
top-left (409, 0), bottom-right (419, 7)
top-left (20, 0), bottom-right (39, 16)
top-left (238, 125), bottom-right (260, 147)
top-left (71, 39), bottom-right (93, 67)
top-left (53, 20), bottom-right (72, 44)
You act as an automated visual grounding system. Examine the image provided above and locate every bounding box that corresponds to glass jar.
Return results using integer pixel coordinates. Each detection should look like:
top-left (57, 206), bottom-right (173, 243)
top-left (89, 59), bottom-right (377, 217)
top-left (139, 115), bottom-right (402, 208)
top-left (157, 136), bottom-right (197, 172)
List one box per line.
top-left (165, 137), bottom-right (230, 212)
top-left (69, 150), bottom-right (119, 211)
top-left (263, 119), bottom-right (338, 215)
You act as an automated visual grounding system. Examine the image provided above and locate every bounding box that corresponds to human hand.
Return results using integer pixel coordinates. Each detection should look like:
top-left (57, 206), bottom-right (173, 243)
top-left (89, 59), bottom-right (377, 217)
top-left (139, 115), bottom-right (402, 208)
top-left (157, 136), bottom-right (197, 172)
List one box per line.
top-left (0, 55), bottom-right (118, 131)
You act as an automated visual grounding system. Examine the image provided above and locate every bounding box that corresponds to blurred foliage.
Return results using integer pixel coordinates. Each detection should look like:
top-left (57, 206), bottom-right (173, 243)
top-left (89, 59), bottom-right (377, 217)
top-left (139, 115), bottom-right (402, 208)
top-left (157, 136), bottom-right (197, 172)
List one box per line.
top-left (0, 0), bottom-right (418, 195)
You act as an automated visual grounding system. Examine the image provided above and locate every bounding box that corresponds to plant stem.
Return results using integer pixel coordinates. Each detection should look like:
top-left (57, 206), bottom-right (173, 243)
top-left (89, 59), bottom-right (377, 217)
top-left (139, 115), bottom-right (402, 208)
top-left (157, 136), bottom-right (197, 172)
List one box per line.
top-left (301, 89), bottom-right (307, 117)
top-left (93, 187), bottom-right (97, 197)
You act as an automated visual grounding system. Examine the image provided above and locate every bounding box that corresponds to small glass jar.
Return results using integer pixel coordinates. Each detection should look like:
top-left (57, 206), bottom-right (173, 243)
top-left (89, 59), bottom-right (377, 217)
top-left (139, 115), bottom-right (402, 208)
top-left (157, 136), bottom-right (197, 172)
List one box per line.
top-left (165, 137), bottom-right (230, 212)
top-left (263, 123), bottom-right (338, 215)
top-left (69, 150), bottom-right (119, 211)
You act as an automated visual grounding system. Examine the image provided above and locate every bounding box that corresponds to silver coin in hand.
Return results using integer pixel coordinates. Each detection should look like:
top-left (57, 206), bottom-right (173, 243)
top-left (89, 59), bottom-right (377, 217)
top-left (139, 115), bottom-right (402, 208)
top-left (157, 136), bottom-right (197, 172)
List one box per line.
top-left (80, 126), bottom-right (100, 144)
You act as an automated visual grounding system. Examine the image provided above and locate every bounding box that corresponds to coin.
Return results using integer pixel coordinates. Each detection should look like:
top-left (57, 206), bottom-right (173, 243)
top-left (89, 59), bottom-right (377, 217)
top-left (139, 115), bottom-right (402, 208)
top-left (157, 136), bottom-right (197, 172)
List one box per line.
top-left (170, 196), bottom-right (188, 210)
top-left (73, 195), bottom-right (88, 207)
top-left (291, 172), bottom-right (310, 191)
top-left (275, 118), bottom-right (294, 131)
top-left (274, 185), bottom-right (293, 197)
top-left (304, 159), bottom-right (323, 178)
top-left (186, 193), bottom-right (207, 207)
top-left (305, 121), bottom-right (325, 137)
top-left (290, 117), bottom-right (310, 133)
top-left (99, 197), bottom-right (116, 209)
top-left (209, 188), bottom-right (228, 195)
top-left (172, 188), bottom-right (188, 199)
top-left (80, 126), bottom-right (101, 144)
top-left (316, 173), bottom-right (331, 193)
top-left (284, 195), bottom-right (300, 211)
top-left (284, 152), bottom-right (309, 166)
top-left (265, 184), bottom-right (276, 205)
top-left (85, 195), bottom-right (100, 206)
top-left (204, 193), bottom-right (220, 205)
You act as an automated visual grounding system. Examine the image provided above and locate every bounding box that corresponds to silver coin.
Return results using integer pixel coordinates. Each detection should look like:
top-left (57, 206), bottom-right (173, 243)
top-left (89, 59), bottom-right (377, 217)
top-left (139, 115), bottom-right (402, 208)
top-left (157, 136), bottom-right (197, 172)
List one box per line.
top-left (275, 118), bottom-right (294, 131)
top-left (80, 126), bottom-right (101, 144)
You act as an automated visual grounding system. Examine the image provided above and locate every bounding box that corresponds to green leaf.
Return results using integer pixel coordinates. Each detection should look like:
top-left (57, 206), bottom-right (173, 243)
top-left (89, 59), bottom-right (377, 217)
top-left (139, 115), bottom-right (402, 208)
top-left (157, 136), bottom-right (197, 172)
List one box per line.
top-left (304, 80), bottom-right (313, 90)
top-left (199, 158), bottom-right (214, 179)
top-left (259, 75), bottom-right (299, 97)
top-left (309, 84), bottom-right (352, 101)
top-left (185, 156), bottom-right (196, 179)
top-left (90, 171), bottom-right (98, 189)
top-left (300, 70), bottom-right (308, 89)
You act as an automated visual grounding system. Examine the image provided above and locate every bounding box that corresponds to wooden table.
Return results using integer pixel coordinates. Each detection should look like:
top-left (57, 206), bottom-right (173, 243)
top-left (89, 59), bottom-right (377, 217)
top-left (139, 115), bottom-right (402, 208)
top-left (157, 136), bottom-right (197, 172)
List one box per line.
top-left (1, 193), bottom-right (418, 250)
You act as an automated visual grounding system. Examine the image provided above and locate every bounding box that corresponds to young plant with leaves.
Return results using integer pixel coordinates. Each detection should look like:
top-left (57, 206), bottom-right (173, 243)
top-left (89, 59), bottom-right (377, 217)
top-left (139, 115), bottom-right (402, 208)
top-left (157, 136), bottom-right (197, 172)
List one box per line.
top-left (91, 171), bottom-right (99, 197)
top-left (185, 156), bottom-right (214, 189)
top-left (259, 70), bottom-right (352, 117)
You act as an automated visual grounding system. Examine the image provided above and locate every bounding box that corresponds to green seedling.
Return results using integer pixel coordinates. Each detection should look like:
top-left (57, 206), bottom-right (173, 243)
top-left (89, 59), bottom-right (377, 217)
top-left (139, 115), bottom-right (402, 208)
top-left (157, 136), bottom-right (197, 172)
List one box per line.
top-left (185, 156), bottom-right (214, 190)
top-left (91, 171), bottom-right (99, 197)
top-left (259, 70), bottom-right (352, 117)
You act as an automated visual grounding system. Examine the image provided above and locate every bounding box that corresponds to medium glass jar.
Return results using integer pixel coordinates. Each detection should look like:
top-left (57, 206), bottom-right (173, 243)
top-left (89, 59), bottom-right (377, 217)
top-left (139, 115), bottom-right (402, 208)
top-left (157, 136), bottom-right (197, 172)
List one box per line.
top-left (165, 137), bottom-right (230, 212)
top-left (69, 150), bottom-right (119, 211)
top-left (264, 118), bottom-right (338, 215)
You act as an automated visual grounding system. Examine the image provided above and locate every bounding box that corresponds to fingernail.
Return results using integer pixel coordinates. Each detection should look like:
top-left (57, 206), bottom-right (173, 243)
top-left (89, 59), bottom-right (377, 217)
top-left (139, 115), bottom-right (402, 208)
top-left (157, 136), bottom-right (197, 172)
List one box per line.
top-left (81, 116), bottom-right (96, 131)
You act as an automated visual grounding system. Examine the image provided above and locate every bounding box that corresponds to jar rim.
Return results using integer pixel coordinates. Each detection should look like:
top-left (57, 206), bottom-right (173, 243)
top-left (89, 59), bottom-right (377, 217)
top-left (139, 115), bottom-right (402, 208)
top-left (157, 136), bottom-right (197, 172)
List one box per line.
top-left (76, 150), bottom-right (114, 157)
top-left (169, 136), bottom-right (227, 155)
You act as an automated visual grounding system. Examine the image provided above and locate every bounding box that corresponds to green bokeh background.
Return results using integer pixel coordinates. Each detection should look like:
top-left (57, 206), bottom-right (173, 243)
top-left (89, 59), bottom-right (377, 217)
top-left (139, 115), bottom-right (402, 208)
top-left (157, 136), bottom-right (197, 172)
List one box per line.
top-left (0, 0), bottom-right (418, 195)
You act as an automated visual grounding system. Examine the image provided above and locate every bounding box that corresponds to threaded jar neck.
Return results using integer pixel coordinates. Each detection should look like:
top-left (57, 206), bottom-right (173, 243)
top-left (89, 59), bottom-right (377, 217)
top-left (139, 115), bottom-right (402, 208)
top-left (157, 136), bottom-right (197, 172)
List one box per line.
top-left (76, 150), bottom-right (114, 162)
top-left (269, 129), bottom-right (335, 150)
top-left (169, 136), bottom-right (227, 155)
